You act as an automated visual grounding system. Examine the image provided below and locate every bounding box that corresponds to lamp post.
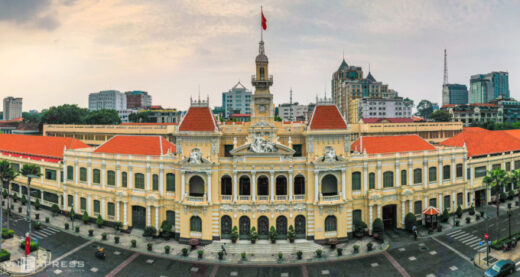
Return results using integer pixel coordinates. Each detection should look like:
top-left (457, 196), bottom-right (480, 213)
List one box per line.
top-left (508, 207), bottom-right (512, 239)
top-left (25, 174), bottom-right (38, 239)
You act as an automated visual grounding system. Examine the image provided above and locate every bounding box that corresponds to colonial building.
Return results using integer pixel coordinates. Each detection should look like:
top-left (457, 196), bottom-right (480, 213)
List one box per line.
top-left (5, 40), bottom-right (515, 246)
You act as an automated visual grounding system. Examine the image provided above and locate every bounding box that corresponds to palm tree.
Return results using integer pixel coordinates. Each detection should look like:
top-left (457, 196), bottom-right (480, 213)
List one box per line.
top-left (485, 169), bottom-right (507, 239)
top-left (0, 160), bottom-right (18, 250)
top-left (511, 169), bottom-right (520, 201)
top-left (21, 164), bottom-right (41, 236)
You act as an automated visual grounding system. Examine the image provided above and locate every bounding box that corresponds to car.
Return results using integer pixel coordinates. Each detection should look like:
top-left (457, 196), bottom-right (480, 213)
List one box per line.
top-left (485, 259), bottom-right (516, 277)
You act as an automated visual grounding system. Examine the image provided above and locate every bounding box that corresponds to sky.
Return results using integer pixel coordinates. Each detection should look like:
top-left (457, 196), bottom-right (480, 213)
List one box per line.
top-left (0, 0), bottom-right (519, 112)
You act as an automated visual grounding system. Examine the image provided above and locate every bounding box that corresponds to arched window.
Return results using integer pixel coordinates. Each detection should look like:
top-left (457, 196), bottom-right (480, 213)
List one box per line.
top-left (383, 171), bottom-right (394, 188)
top-left (322, 174), bottom-right (338, 196)
top-left (134, 173), bottom-right (145, 189)
top-left (413, 169), bottom-right (422, 184)
top-left (166, 211), bottom-right (175, 231)
top-left (276, 216), bottom-right (288, 236)
top-left (258, 176), bottom-right (269, 195)
top-left (221, 176), bottom-right (232, 195)
top-left (190, 216), bottom-right (202, 232)
top-left (456, 164), bottom-right (463, 178)
top-left (294, 175), bottom-right (305, 195)
top-left (122, 172), bottom-right (127, 187)
top-left (352, 172), bottom-right (361, 190)
top-left (239, 176), bottom-right (250, 195)
top-left (67, 166), bottom-right (73, 181)
top-left (152, 174), bottom-right (159, 191)
top-left (443, 165), bottom-right (450, 180)
top-left (221, 215), bottom-right (232, 238)
top-left (276, 176), bottom-right (287, 195)
top-left (401, 170), bottom-right (407, 186)
top-left (107, 170), bottom-right (115, 186)
top-left (189, 176), bottom-right (205, 197)
top-left (325, 215), bottom-right (337, 232)
top-left (93, 169), bottom-right (100, 184)
top-left (166, 173), bottom-right (175, 192)
top-left (368, 173), bottom-right (375, 189)
top-left (259, 67), bottom-right (265, 79)
top-left (429, 167), bottom-right (437, 182)
top-left (80, 167), bottom-right (87, 182)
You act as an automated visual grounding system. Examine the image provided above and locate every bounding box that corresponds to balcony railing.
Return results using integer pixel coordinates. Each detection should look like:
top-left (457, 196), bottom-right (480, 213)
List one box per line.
top-left (258, 195), bottom-right (269, 201)
top-left (239, 195), bottom-right (250, 201)
top-left (321, 194), bottom-right (340, 202)
top-left (276, 195), bottom-right (287, 201)
top-left (221, 195), bottom-right (232, 201)
top-left (294, 194), bottom-right (305, 201)
top-left (186, 194), bottom-right (205, 202)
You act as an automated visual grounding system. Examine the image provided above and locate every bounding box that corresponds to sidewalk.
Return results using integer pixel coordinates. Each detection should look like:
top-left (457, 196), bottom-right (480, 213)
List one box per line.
top-left (0, 234), bottom-right (51, 275)
top-left (10, 204), bottom-right (389, 263)
top-left (474, 245), bottom-right (520, 270)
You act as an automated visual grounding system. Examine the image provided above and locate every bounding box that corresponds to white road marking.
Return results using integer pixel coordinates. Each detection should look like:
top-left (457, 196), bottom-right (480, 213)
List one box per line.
top-left (51, 240), bottom-right (94, 264)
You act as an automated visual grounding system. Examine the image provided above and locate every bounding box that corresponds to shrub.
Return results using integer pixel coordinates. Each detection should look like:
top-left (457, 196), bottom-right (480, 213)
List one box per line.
top-left (241, 252), bottom-right (247, 260)
top-left (143, 226), bottom-right (157, 237)
top-left (0, 249), bottom-right (10, 262)
top-left (82, 212), bottom-right (89, 223)
top-left (218, 251), bottom-right (224, 260)
top-left (337, 248), bottom-right (343, 256)
top-left (147, 243), bottom-right (152, 251)
top-left (269, 226), bottom-right (277, 242)
top-left (367, 242), bottom-right (373, 251)
top-left (12, 193), bottom-right (18, 202)
top-left (437, 225), bottom-right (443, 232)
top-left (231, 226), bottom-right (239, 242)
top-left (372, 218), bottom-right (384, 234)
top-left (500, 192), bottom-right (507, 203)
top-left (456, 205), bottom-right (462, 218)
top-left (1, 190), bottom-right (6, 199)
top-left (75, 226), bottom-right (80, 233)
top-left (18, 207), bottom-right (21, 213)
top-left (34, 198), bottom-right (41, 210)
top-left (161, 220), bottom-right (172, 239)
top-left (476, 214), bottom-right (480, 220)
top-left (51, 204), bottom-right (60, 216)
top-left (404, 213), bottom-right (417, 231)
top-left (19, 239), bottom-right (39, 251)
top-left (1, 228), bottom-right (14, 239)
top-left (102, 233), bottom-right (107, 240)
top-left (131, 240), bottom-right (136, 248)
top-left (466, 217), bottom-right (471, 224)
top-left (88, 229), bottom-right (94, 237)
top-left (296, 250), bottom-right (303, 260)
top-left (441, 209), bottom-right (449, 223)
top-left (35, 213), bottom-right (40, 220)
top-left (45, 217), bottom-right (49, 223)
top-left (164, 245), bottom-right (170, 254)
top-left (288, 225), bottom-right (295, 242)
top-left (34, 221), bottom-right (41, 230)
top-left (114, 236), bottom-right (120, 244)
top-left (96, 215), bottom-right (104, 227)
top-left (315, 249), bottom-right (322, 258)
top-left (69, 208), bottom-right (76, 220)
top-left (21, 195), bottom-right (26, 205)
top-left (182, 248), bottom-right (188, 256)
top-left (469, 205), bottom-right (475, 215)
top-left (65, 223), bottom-right (69, 230)
top-left (353, 244), bottom-right (360, 253)
top-left (198, 250), bottom-right (204, 259)
top-left (354, 219), bottom-right (367, 233)
top-left (455, 220), bottom-right (460, 226)
top-left (114, 221), bottom-right (123, 231)
top-left (278, 252), bottom-right (283, 260)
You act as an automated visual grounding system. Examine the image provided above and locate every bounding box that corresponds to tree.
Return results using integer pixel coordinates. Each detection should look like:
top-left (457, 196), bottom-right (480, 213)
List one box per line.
top-left (430, 110), bottom-right (452, 122)
top-left (96, 215), bottom-right (104, 227)
top-left (404, 213), bottom-right (417, 231)
top-left (372, 218), bottom-right (384, 234)
top-left (484, 169), bottom-right (507, 238)
top-left (85, 109), bottom-right (121, 125)
top-left (415, 100), bottom-right (434, 119)
top-left (441, 208), bottom-right (450, 222)
top-left (0, 160), bottom-right (19, 250)
top-left (41, 104), bottom-right (89, 124)
top-left (82, 211), bottom-right (90, 224)
top-left (160, 220), bottom-right (172, 239)
top-left (22, 111), bottom-right (43, 124)
top-left (51, 204), bottom-right (60, 216)
top-left (129, 111), bottom-right (153, 123)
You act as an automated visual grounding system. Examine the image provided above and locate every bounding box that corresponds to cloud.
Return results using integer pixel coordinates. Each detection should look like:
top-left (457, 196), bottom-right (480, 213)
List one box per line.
top-left (0, 0), bottom-right (61, 30)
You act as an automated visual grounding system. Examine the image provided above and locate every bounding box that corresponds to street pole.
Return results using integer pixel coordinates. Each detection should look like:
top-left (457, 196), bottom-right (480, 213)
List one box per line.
top-left (485, 183), bottom-right (489, 267)
top-left (26, 177), bottom-right (32, 238)
top-left (508, 207), bottom-right (512, 239)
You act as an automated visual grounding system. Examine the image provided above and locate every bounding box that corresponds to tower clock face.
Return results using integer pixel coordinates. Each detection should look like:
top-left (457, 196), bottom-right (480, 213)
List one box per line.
top-left (259, 105), bottom-right (266, 112)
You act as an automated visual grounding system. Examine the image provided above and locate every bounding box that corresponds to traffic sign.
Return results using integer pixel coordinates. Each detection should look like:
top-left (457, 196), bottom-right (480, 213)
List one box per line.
top-left (488, 241), bottom-right (492, 245)
top-left (480, 241), bottom-right (484, 246)
top-left (484, 233), bottom-right (489, 240)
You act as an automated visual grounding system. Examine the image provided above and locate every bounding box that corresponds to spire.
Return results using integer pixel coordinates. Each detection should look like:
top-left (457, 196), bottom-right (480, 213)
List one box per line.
top-left (289, 88), bottom-right (293, 121)
top-left (443, 49), bottom-right (448, 85)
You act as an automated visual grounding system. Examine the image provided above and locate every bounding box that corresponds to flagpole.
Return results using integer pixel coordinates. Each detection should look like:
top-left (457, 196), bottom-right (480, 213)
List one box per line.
top-left (260, 5), bottom-right (263, 42)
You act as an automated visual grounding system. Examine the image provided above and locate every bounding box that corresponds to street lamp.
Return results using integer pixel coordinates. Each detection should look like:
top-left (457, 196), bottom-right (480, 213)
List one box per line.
top-left (508, 207), bottom-right (512, 239)
top-left (25, 174), bottom-right (38, 238)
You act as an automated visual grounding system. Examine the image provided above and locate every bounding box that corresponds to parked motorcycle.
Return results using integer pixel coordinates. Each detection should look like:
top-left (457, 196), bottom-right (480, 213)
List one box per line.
top-left (95, 248), bottom-right (105, 259)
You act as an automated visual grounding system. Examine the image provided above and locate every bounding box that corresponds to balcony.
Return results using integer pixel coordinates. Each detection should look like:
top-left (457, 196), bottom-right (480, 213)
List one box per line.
top-left (186, 193), bottom-right (206, 203)
top-left (251, 75), bottom-right (273, 88)
top-left (276, 195), bottom-right (287, 201)
top-left (321, 194), bottom-right (340, 202)
top-left (239, 195), bottom-right (250, 201)
top-left (221, 195), bottom-right (232, 201)
top-left (294, 194), bottom-right (305, 201)
top-left (257, 195), bottom-right (269, 201)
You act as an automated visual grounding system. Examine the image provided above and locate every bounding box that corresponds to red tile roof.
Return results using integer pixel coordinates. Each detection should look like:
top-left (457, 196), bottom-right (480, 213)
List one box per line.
top-left (361, 118), bottom-right (414, 123)
top-left (308, 105), bottom-right (347, 130)
top-left (94, 135), bottom-right (176, 155)
top-left (351, 135), bottom-right (436, 154)
top-left (0, 134), bottom-right (88, 162)
top-left (412, 116), bottom-right (425, 122)
top-left (179, 106), bottom-right (218, 132)
top-left (441, 104), bottom-right (457, 109)
top-left (121, 123), bottom-right (178, 126)
top-left (440, 127), bottom-right (520, 157)
top-left (0, 117), bottom-right (23, 123)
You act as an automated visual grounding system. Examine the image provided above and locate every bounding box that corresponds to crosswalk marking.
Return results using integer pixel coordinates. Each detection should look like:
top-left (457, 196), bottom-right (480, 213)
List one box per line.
top-left (31, 227), bottom-right (59, 239)
top-left (461, 236), bottom-right (479, 244)
top-left (453, 233), bottom-right (472, 240)
top-left (447, 230), bottom-right (491, 251)
top-left (447, 230), bottom-right (462, 236)
top-left (38, 229), bottom-right (54, 235)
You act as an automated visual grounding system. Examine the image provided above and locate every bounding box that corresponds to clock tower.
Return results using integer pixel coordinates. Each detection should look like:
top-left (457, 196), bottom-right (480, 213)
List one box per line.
top-left (251, 40), bottom-right (274, 124)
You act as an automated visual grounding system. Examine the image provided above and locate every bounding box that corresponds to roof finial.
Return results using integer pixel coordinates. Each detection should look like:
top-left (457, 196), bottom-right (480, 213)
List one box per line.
top-left (369, 63), bottom-right (371, 73)
top-left (342, 49), bottom-right (345, 61)
top-left (198, 84), bottom-right (201, 102)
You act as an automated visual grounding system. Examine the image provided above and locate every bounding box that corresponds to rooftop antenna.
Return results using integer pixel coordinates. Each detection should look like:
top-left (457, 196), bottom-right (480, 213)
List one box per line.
top-left (342, 49), bottom-right (345, 60)
top-left (289, 88), bottom-right (293, 121)
top-left (443, 49), bottom-right (448, 85)
top-left (198, 84), bottom-right (201, 101)
top-left (369, 63), bottom-right (371, 73)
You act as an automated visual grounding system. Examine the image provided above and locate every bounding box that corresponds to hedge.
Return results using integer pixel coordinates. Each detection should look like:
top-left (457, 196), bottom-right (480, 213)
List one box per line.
top-left (1, 228), bottom-right (14, 239)
top-left (0, 249), bottom-right (10, 262)
top-left (490, 232), bottom-right (520, 250)
top-left (19, 239), bottom-right (39, 251)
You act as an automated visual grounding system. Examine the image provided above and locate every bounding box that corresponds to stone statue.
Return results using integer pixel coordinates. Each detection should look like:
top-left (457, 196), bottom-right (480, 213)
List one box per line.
top-left (188, 148), bottom-right (203, 164)
top-left (323, 146), bottom-right (337, 162)
top-left (250, 134), bottom-right (276, 153)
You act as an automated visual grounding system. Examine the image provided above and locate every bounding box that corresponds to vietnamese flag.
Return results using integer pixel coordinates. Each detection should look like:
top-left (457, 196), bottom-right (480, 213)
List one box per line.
top-left (261, 11), bottom-right (267, 30)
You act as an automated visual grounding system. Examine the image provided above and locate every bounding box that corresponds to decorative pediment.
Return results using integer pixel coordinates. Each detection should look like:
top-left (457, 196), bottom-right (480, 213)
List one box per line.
top-left (230, 142), bottom-right (295, 156)
top-left (257, 205), bottom-right (269, 212)
top-left (181, 148), bottom-right (212, 164)
top-left (275, 205), bottom-right (288, 212)
top-left (238, 205), bottom-right (251, 212)
top-left (221, 204), bottom-right (233, 212)
top-left (294, 204), bottom-right (306, 212)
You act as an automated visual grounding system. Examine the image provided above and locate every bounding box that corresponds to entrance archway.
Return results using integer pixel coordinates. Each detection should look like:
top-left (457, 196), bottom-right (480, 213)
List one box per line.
top-left (276, 216), bottom-right (287, 239)
top-left (382, 204), bottom-right (397, 230)
top-left (239, 216), bottom-right (250, 240)
top-left (258, 216), bottom-right (269, 239)
top-left (221, 215), bottom-right (232, 239)
top-left (295, 215), bottom-right (306, 239)
top-left (131, 205), bottom-right (146, 229)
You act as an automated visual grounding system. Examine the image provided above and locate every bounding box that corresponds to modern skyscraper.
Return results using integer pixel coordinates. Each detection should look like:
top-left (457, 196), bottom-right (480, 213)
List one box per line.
top-left (469, 71), bottom-right (509, 104)
top-left (125, 91), bottom-right (152, 109)
top-left (222, 82), bottom-right (252, 118)
top-left (442, 84), bottom-right (468, 105)
top-left (331, 58), bottom-right (363, 115)
top-left (88, 90), bottom-right (127, 111)
top-left (3, 97), bottom-right (23, 121)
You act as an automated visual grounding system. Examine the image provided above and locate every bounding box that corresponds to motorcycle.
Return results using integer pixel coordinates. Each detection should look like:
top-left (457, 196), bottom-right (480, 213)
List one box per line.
top-left (95, 248), bottom-right (105, 259)
top-left (503, 243), bottom-right (512, 252)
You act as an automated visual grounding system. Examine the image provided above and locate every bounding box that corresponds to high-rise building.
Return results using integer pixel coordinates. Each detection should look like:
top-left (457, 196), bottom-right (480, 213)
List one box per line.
top-left (89, 90), bottom-right (127, 111)
top-left (277, 103), bottom-right (308, 121)
top-left (125, 91), bottom-right (152, 109)
top-left (331, 58), bottom-right (363, 116)
top-left (349, 97), bottom-right (413, 123)
top-left (442, 84), bottom-right (468, 106)
top-left (3, 97), bottom-right (23, 121)
top-left (469, 71), bottom-right (509, 104)
top-left (222, 82), bottom-right (252, 118)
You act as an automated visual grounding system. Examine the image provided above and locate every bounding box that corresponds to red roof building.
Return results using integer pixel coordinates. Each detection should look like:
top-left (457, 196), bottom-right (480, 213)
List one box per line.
top-left (179, 106), bottom-right (218, 132)
top-left (94, 135), bottom-right (176, 156)
top-left (351, 135), bottom-right (436, 154)
top-left (0, 134), bottom-right (88, 162)
top-left (308, 105), bottom-right (347, 130)
top-left (440, 127), bottom-right (520, 157)
top-left (121, 123), bottom-right (177, 126)
top-left (361, 118), bottom-right (414, 123)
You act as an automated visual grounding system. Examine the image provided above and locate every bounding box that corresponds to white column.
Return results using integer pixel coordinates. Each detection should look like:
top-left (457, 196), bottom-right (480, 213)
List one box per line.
top-left (207, 171), bottom-right (212, 203)
top-left (314, 170), bottom-right (319, 202)
top-left (233, 172), bottom-right (237, 202)
top-left (369, 205), bottom-right (373, 232)
top-left (289, 171), bottom-right (294, 201)
top-left (74, 193), bottom-right (79, 212)
top-left (452, 191), bottom-right (456, 211)
top-left (409, 200), bottom-right (413, 214)
top-left (470, 166), bottom-right (474, 187)
top-left (401, 201), bottom-right (405, 225)
top-left (101, 163), bottom-right (106, 189)
top-left (438, 158), bottom-right (442, 184)
top-left (363, 162), bottom-right (368, 194)
top-left (63, 191), bottom-right (67, 210)
top-left (424, 196), bottom-right (428, 208)
top-left (395, 161), bottom-right (400, 188)
top-left (377, 161), bottom-right (382, 190)
top-left (439, 193), bottom-right (443, 211)
top-left (451, 156), bottom-right (456, 183)
top-left (155, 206), bottom-right (159, 231)
top-left (181, 171), bottom-right (186, 201)
top-left (116, 201), bottom-right (120, 222)
top-left (87, 160), bottom-right (92, 186)
top-left (377, 204), bottom-right (381, 219)
top-left (123, 202), bottom-right (127, 226)
top-left (423, 159), bottom-right (428, 188)
top-left (116, 164), bottom-right (121, 187)
top-left (252, 171), bottom-right (256, 202)
top-left (63, 165), bottom-right (68, 182)
top-left (128, 164), bottom-right (133, 189)
top-left (408, 157), bottom-right (413, 186)
top-left (87, 195), bottom-right (92, 215)
top-left (270, 171), bottom-right (274, 202)
top-left (341, 169), bottom-right (346, 200)
top-left (159, 165), bottom-right (164, 196)
top-left (101, 197), bottom-right (106, 218)
top-left (464, 158), bottom-right (468, 182)
top-left (146, 163), bottom-right (151, 190)
top-left (75, 162), bottom-right (79, 184)
top-left (147, 205), bottom-right (151, 226)
top-left (57, 169), bottom-right (61, 189)
top-left (465, 188), bottom-right (469, 207)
